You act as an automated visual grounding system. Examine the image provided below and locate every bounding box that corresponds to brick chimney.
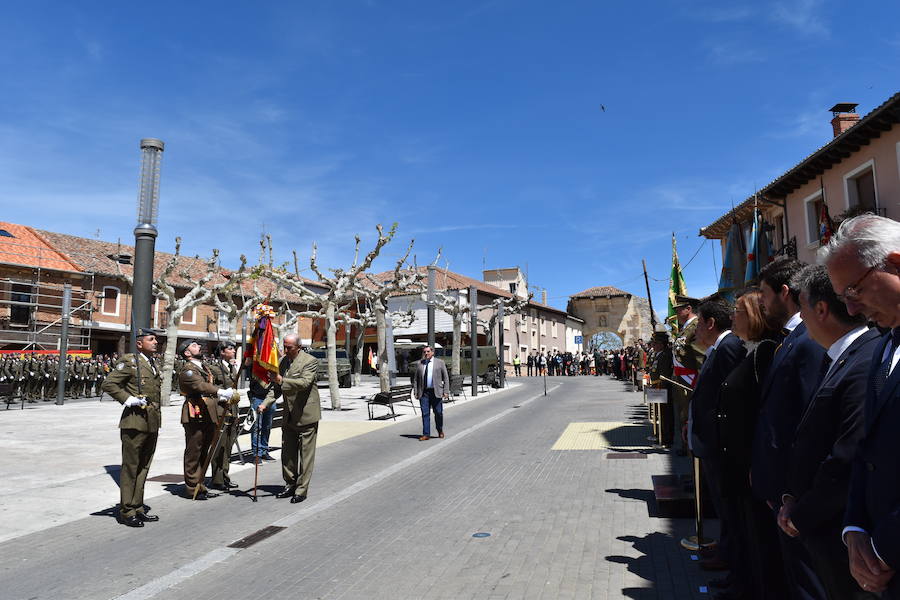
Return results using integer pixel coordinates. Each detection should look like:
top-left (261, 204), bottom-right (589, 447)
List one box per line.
top-left (830, 103), bottom-right (860, 137)
top-left (541, 290), bottom-right (548, 305)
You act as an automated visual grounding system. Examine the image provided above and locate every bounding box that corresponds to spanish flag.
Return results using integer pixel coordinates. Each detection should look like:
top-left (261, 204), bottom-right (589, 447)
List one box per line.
top-left (367, 347), bottom-right (377, 370)
top-left (249, 311), bottom-right (280, 383)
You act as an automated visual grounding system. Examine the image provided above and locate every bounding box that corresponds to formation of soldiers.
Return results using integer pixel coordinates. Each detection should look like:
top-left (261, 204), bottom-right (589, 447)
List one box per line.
top-left (1, 353), bottom-right (113, 404)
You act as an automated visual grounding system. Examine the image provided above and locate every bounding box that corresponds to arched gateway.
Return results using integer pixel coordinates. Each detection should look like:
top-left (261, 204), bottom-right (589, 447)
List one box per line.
top-left (567, 286), bottom-right (657, 347)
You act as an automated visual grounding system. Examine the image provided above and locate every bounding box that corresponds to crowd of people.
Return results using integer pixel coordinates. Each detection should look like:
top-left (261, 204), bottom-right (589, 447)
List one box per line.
top-left (521, 345), bottom-right (651, 383)
top-left (643, 214), bottom-right (900, 599)
top-left (1, 354), bottom-right (113, 404)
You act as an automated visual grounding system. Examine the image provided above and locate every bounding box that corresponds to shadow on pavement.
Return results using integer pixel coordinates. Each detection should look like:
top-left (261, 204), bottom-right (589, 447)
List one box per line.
top-left (606, 488), bottom-right (660, 518)
top-left (104, 465), bottom-right (121, 486)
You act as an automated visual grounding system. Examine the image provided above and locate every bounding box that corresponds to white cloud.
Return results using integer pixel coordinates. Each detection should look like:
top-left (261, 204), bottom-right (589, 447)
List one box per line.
top-left (770, 0), bottom-right (830, 36)
top-left (706, 40), bottom-right (766, 65)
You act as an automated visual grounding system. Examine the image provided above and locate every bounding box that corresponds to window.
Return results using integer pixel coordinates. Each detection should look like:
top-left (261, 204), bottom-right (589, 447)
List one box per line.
top-left (0, 229), bottom-right (14, 238)
top-left (101, 286), bottom-right (120, 316)
top-left (509, 282), bottom-right (517, 294)
top-left (10, 283), bottom-right (33, 325)
top-left (520, 315), bottom-right (527, 333)
top-left (152, 298), bottom-right (160, 328)
top-left (773, 214), bottom-right (786, 250)
top-left (803, 191), bottom-right (824, 245)
top-left (551, 321), bottom-right (558, 338)
top-left (181, 306), bottom-right (197, 325)
top-left (844, 160), bottom-right (878, 211)
top-left (503, 314), bottom-right (510, 330)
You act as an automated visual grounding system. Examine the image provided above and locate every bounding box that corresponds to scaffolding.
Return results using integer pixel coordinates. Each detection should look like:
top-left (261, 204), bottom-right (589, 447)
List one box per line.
top-left (0, 237), bottom-right (98, 353)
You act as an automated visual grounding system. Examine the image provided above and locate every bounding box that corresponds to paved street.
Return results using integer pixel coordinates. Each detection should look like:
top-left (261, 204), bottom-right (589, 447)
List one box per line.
top-left (0, 376), bottom-right (710, 600)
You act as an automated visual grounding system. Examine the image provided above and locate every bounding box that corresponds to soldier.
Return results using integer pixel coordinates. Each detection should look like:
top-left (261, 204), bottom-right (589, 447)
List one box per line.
top-left (43, 356), bottom-right (58, 401)
top-left (177, 339), bottom-right (235, 500)
top-left (101, 329), bottom-right (163, 527)
top-left (208, 341), bottom-right (240, 491)
top-left (11, 353), bottom-right (24, 402)
top-left (648, 331), bottom-right (674, 447)
top-left (65, 356), bottom-right (77, 398)
top-left (671, 295), bottom-right (705, 456)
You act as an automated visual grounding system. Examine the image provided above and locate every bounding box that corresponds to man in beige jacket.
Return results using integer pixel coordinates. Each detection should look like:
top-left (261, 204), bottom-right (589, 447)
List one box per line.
top-left (413, 345), bottom-right (450, 441)
top-left (262, 334), bottom-right (320, 503)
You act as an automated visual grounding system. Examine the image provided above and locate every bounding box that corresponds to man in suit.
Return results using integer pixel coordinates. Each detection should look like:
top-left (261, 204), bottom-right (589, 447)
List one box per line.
top-left (413, 345), bottom-right (450, 441)
top-left (688, 300), bottom-right (747, 581)
top-left (261, 334), bottom-right (320, 503)
top-left (101, 329), bottom-right (163, 527)
top-left (177, 339), bottom-right (235, 500)
top-left (823, 215), bottom-right (900, 597)
top-left (751, 258), bottom-right (829, 599)
top-left (779, 264), bottom-right (879, 599)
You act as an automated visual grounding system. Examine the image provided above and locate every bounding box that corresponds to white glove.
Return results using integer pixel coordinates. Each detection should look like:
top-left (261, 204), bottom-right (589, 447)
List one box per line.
top-left (124, 396), bottom-right (147, 408)
top-left (216, 388), bottom-right (234, 403)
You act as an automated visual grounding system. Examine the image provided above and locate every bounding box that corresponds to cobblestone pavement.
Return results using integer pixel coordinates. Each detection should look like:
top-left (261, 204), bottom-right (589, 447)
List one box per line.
top-left (0, 376), bottom-right (714, 599)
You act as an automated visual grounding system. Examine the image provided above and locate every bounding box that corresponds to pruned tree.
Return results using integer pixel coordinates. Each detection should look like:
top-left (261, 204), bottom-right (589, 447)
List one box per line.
top-left (432, 288), bottom-right (470, 376)
top-left (358, 243), bottom-right (425, 392)
top-left (478, 294), bottom-right (531, 346)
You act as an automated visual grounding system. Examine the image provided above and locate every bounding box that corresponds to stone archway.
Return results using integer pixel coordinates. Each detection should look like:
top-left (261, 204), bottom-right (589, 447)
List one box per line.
top-left (567, 286), bottom-right (656, 347)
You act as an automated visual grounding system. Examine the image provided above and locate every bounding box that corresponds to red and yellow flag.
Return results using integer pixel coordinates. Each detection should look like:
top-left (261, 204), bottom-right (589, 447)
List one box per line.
top-left (249, 304), bottom-right (280, 383)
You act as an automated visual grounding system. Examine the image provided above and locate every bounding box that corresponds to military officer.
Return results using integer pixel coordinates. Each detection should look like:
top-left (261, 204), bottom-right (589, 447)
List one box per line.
top-left (101, 329), bottom-right (163, 527)
top-left (177, 339), bottom-right (235, 500)
top-left (671, 295), bottom-right (705, 455)
top-left (265, 334), bottom-right (320, 503)
top-left (648, 331), bottom-right (674, 447)
top-left (208, 341), bottom-right (240, 491)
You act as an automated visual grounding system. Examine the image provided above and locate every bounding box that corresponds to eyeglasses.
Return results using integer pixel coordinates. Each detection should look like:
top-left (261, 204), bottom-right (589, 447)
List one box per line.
top-left (838, 266), bottom-right (876, 302)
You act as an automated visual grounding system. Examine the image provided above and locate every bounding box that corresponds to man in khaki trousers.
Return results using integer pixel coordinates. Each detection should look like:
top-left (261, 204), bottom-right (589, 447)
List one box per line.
top-left (263, 334), bottom-right (320, 503)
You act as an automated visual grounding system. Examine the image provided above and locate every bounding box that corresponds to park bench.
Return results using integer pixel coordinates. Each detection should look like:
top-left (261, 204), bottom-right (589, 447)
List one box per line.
top-left (367, 384), bottom-right (417, 420)
top-left (478, 369), bottom-right (498, 392)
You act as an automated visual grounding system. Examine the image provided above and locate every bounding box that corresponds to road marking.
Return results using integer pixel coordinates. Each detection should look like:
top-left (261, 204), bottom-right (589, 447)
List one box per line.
top-left (109, 383), bottom-right (560, 600)
top-left (551, 421), bottom-right (652, 450)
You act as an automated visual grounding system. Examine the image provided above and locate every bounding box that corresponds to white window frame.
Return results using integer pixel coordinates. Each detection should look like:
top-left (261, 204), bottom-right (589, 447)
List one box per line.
top-left (551, 321), bottom-right (558, 338)
top-left (181, 306), bottom-right (197, 325)
top-left (519, 314), bottom-right (527, 333)
top-left (802, 189), bottom-right (824, 247)
top-left (503, 314), bottom-right (510, 330)
top-left (152, 297), bottom-right (160, 328)
top-left (101, 286), bottom-right (121, 317)
top-left (843, 158), bottom-right (879, 210)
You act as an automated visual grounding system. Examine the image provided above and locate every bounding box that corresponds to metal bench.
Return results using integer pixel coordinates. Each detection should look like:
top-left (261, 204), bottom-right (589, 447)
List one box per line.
top-left (367, 384), bottom-right (417, 420)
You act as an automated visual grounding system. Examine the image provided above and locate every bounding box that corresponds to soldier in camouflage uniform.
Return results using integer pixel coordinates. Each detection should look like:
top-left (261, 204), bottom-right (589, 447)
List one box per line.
top-left (207, 341), bottom-right (240, 491)
top-left (671, 296), bottom-right (705, 455)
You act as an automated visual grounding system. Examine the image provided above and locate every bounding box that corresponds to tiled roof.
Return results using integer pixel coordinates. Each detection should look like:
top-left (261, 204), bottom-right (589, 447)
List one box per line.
top-left (369, 266), bottom-right (512, 298)
top-left (0, 222), bottom-right (81, 272)
top-left (570, 286), bottom-right (632, 298)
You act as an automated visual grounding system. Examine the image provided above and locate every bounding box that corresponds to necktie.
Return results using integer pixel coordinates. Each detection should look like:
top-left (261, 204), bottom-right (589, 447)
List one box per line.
top-left (874, 329), bottom-right (900, 397)
top-left (819, 355), bottom-right (832, 381)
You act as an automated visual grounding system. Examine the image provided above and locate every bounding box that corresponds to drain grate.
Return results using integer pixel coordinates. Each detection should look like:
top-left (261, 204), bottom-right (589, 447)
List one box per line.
top-left (228, 525), bottom-right (286, 548)
top-left (606, 453), bottom-right (647, 459)
top-left (147, 474), bottom-right (184, 482)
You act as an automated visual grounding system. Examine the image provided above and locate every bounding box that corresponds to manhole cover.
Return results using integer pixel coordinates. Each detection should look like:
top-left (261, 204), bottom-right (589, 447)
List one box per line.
top-left (472, 532), bottom-right (491, 538)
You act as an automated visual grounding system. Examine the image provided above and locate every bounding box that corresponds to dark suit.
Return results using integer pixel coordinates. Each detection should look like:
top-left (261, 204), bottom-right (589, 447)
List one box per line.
top-left (845, 330), bottom-right (900, 599)
top-left (752, 321), bottom-right (829, 600)
top-left (688, 332), bottom-right (746, 581)
top-left (413, 357), bottom-right (450, 437)
top-left (788, 328), bottom-right (880, 600)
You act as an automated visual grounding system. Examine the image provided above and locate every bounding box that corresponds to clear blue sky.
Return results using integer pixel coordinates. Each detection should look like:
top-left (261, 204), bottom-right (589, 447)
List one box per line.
top-left (1, 1), bottom-right (898, 317)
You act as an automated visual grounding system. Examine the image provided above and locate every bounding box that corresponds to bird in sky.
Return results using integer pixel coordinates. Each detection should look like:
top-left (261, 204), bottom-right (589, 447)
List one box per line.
top-left (600, 104), bottom-right (606, 112)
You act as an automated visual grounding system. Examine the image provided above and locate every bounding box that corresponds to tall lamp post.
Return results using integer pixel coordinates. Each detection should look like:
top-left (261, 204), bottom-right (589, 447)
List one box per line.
top-left (131, 138), bottom-right (164, 353)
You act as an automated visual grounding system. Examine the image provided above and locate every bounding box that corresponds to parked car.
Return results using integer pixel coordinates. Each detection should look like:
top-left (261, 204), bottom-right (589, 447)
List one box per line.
top-left (306, 348), bottom-right (352, 388)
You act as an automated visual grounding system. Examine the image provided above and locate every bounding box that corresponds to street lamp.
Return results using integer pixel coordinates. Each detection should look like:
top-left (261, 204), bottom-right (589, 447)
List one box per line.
top-left (131, 138), bottom-right (164, 352)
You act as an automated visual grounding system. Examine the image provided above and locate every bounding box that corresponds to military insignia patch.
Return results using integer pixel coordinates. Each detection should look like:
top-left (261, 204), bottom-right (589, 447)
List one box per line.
top-left (185, 370), bottom-right (193, 377)
top-left (116, 363), bottom-right (125, 370)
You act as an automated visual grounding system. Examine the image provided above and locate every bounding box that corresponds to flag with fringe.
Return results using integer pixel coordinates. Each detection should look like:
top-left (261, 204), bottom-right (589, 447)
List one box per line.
top-left (249, 303), bottom-right (280, 383)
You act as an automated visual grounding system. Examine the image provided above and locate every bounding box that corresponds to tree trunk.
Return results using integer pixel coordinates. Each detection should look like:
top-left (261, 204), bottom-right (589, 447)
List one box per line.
top-left (451, 312), bottom-right (462, 376)
top-left (159, 316), bottom-right (181, 407)
top-left (353, 324), bottom-right (365, 386)
top-left (325, 301), bottom-right (341, 410)
top-left (375, 304), bottom-right (390, 392)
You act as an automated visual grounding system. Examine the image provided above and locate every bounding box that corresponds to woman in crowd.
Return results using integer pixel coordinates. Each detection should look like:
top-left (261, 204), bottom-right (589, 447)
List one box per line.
top-left (714, 289), bottom-right (785, 600)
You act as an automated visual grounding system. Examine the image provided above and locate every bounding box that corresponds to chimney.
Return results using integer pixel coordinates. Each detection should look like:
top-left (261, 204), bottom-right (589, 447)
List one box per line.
top-left (829, 103), bottom-right (860, 137)
top-left (541, 290), bottom-right (547, 305)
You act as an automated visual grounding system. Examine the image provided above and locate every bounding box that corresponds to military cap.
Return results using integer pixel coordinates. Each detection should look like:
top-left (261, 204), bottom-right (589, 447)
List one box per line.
top-left (651, 331), bottom-right (670, 344)
top-left (135, 327), bottom-right (159, 339)
top-left (177, 338), bottom-right (200, 357)
top-left (216, 341), bottom-right (237, 354)
top-left (672, 295), bottom-right (699, 310)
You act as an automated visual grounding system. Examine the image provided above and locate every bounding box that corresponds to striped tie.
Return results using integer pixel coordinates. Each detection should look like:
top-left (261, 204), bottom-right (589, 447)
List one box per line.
top-left (874, 329), bottom-right (900, 398)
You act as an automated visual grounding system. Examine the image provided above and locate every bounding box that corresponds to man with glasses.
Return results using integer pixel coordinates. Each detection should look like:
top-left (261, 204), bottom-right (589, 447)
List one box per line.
top-left (822, 214), bottom-right (900, 597)
top-left (413, 345), bottom-right (450, 441)
top-left (260, 334), bottom-right (320, 503)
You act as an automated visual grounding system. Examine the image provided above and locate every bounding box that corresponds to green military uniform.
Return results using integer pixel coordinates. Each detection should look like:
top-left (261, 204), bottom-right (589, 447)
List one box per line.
top-left (263, 351), bottom-right (319, 499)
top-left (672, 315), bottom-right (705, 451)
top-left (208, 356), bottom-right (238, 487)
top-left (648, 337), bottom-right (674, 446)
top-left (101, 352), bottom-right (162, 520)
top-left (178, 360), bottom-right (221, 497)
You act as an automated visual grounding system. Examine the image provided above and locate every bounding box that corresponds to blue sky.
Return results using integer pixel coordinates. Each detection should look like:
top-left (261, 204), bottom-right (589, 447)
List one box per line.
top-left (1, 1), bottom-right (898, 318)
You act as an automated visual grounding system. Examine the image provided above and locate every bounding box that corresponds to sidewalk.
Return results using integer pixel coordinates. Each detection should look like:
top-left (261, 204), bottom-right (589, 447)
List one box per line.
top-left (0, 375), bottom-right (518, 543)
